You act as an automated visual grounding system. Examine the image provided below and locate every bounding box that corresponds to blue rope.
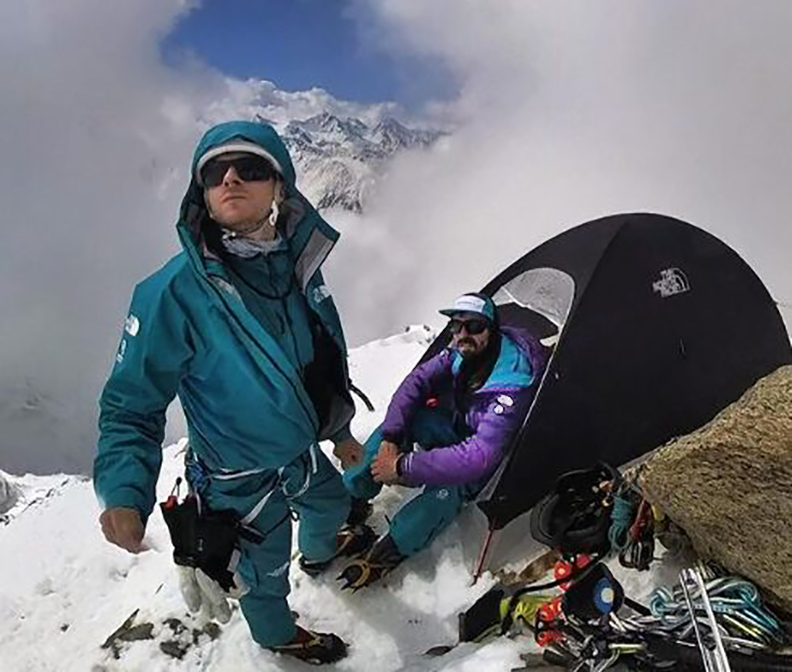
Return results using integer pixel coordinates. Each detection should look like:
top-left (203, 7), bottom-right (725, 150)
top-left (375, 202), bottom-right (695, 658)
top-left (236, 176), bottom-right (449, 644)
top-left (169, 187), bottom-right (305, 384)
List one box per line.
top-left (608, 493), bottom-right (635, 552)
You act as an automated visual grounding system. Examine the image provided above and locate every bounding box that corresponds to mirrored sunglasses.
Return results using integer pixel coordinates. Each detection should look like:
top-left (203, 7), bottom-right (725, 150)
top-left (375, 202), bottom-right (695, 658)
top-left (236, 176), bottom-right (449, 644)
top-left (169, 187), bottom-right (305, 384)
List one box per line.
top-left (201, 155), bottom-right (277, 188)
top-left (448, 317), bottom-right (489, 336)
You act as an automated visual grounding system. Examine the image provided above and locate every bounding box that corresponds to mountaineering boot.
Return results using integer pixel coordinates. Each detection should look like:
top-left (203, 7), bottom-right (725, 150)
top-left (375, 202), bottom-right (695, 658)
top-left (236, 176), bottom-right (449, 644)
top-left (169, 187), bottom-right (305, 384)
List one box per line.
top-left (299, 523), bottom-right (377, 577)
top-left (269, 626), bottom-right (348, 665)
top-left (346, 497), bottom-right (373, 526)
top-left (337, 534), bottom-right (406, 591)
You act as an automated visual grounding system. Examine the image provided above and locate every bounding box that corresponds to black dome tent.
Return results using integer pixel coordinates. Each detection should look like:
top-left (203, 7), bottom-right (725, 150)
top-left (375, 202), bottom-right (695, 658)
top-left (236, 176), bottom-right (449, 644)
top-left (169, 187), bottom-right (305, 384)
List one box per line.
top-left (420, 213), bottom-right (792, 577)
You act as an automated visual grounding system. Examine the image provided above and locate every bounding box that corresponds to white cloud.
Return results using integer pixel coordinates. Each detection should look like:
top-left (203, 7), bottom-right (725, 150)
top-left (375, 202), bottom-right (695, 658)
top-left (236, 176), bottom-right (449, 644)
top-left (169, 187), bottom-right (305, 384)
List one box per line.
top-left (0, 0), bottom-right (215, 473)
top-left (202, 78), bottom-right (404, 128)
top-left (348, 0), bottom-right (792, 329)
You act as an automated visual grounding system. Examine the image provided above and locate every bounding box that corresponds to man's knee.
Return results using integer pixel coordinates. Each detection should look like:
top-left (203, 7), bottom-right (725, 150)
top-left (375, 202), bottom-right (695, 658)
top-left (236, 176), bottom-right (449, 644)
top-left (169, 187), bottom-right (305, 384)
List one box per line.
top-left (299, 472), bottom-right (350, 525)
top-left (409, 407), bottom-right (461, 449)
top-left (295, 454), bottom-right (350, 513)
top-left (237, 512), bottom-right (292, 595)
top-left (388, 486), bottom-right (465, 557)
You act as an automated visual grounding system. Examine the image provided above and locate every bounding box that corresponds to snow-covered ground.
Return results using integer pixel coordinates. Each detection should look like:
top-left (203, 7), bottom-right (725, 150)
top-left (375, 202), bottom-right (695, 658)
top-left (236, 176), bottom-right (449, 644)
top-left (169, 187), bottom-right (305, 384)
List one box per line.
top-left (0, 326), bottom-right (669, 672)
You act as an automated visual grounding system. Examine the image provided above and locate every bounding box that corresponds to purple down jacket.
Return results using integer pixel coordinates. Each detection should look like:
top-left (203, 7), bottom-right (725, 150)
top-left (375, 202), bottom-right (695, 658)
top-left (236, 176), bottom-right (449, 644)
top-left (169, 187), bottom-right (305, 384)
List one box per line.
top-left (381, 327), bottom-right (545, 487)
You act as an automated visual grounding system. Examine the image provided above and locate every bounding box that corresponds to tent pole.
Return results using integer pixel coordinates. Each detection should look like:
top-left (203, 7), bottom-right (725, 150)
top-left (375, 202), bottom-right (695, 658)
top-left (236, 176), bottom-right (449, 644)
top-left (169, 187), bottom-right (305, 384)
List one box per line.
top-left (472, 527), bottom-right (495, 584)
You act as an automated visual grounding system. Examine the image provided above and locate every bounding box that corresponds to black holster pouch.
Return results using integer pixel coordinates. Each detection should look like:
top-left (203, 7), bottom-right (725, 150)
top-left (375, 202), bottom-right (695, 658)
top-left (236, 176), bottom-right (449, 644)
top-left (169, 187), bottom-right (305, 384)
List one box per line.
top-left (160, 495), bottom-right (241, 592)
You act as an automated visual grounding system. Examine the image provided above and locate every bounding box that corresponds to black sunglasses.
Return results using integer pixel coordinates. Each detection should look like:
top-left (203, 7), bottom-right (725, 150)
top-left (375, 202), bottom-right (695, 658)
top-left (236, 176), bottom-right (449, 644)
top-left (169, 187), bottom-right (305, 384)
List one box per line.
top-left (448, 317), bottom-right (489, 336)
top-left (201, 155), bottom-right (278, 188)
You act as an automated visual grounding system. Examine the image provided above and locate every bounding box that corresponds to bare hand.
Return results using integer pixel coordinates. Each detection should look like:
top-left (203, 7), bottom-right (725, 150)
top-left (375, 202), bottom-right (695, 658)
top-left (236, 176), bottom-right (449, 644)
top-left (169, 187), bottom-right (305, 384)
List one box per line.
top-left (372, 441), bottom-right (401, 484)
top-left (100, 507), bottom-right (145, 553)
top-left (333, 437), bottom-right (364, 469)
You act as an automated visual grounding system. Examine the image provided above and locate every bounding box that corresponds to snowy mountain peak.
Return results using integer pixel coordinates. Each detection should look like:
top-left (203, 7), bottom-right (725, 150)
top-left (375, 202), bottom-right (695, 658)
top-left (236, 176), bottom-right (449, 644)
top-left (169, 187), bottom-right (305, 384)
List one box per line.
top-left (287, 111), bottom-right (367, 140)
top-left (279, 113), bottom-right (444, 212)
top-left (370, 117), bottom-right (438, 152)
top-left (205, 80), bottom-right (446, 213)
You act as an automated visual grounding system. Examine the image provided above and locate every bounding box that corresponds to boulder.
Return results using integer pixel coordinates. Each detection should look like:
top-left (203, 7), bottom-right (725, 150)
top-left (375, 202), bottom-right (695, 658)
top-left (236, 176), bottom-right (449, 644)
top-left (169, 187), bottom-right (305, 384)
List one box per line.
top-left (0, 473), bottom-right (20, 515)
top-left (641, 365), bottom-right (792, 612)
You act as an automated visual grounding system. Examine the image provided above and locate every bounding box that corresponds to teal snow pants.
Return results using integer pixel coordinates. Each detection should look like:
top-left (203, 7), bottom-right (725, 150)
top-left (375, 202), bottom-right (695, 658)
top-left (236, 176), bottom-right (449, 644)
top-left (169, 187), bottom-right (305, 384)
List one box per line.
top-left (189, 445), bottom-right (350, 647)
top-left (343, 408), bottom-right (479, 557)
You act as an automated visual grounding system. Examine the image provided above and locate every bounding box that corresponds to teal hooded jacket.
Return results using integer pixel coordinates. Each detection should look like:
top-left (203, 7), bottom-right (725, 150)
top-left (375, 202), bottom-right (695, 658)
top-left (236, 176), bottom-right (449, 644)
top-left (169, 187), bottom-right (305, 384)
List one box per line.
top-left (94, 121), bottom-right (354, 519)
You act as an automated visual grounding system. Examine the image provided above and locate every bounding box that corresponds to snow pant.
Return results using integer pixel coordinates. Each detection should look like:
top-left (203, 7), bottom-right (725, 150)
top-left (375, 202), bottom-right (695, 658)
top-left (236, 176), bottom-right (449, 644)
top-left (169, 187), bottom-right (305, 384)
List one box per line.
top-left (189, 444), bottom-right (350, 647)
top-left (343, 407), bottom-right (480, 557)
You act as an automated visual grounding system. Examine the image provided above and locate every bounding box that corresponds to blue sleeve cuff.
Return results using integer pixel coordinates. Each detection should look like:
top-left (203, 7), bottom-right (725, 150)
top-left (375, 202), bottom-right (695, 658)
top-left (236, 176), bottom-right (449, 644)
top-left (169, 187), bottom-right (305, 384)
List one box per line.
top-left (95, 485), bottom-right (152, 525)
top-left (328, 423), bottom-right (353, 445)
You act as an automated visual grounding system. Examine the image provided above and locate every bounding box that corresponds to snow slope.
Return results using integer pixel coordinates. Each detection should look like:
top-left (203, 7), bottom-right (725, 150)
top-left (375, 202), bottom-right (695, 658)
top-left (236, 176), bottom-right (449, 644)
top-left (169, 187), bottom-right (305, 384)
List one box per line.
top-left (0, 326), bottom-right (668, 672)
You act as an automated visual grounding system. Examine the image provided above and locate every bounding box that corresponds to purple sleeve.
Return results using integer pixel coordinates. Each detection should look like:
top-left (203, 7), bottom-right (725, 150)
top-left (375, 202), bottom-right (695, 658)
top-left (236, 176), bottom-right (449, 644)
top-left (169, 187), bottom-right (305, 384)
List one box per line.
top-left (380, 350), bottom-right (453, 444)
top-left (399, 389), bottom-right (530, 487)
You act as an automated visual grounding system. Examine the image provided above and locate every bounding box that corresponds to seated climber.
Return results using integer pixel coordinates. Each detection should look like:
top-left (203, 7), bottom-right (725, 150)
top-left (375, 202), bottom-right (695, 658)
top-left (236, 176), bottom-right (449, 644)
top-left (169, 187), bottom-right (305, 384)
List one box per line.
top-left (340, 292), bottom-right (546, 589)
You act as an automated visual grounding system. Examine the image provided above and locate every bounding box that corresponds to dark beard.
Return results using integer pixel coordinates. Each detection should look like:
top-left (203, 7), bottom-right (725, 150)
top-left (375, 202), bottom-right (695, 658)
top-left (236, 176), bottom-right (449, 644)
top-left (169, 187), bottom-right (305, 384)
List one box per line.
top-left (455, 330), bottom-right (502, 409)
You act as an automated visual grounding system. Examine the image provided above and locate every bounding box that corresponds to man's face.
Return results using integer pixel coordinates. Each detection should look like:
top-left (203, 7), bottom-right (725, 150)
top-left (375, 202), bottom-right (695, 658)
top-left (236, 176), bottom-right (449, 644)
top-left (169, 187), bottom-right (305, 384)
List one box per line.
top-left (449, 313), bottom-right (491, 359)
top-left (203, 152), bottom-right (279, 230)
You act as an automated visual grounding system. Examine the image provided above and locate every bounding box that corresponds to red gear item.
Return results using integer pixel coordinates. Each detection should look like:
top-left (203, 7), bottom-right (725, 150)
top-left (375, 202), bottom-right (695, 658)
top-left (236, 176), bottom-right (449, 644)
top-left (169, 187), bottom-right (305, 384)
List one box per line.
top-left (575, 553), bottom-right (592, 569)
top-left (537, 629), bottom-right (565, 647)
top-left (538, 596), bottom-right (563, 622)
top-left (554, 560), bottom-right (572, 591)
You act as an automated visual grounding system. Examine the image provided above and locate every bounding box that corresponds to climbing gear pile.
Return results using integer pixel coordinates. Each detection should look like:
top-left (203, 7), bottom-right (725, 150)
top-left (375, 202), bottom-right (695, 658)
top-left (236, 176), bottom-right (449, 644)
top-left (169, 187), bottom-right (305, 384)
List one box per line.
top-left (457, 554), bottom-right (612, 644)
top-left (527, 563), bottom-right (791, 672)
top-left (446, 463), bottom-right (791, 671)
top-left (642, 563), bottom-right (787, 653)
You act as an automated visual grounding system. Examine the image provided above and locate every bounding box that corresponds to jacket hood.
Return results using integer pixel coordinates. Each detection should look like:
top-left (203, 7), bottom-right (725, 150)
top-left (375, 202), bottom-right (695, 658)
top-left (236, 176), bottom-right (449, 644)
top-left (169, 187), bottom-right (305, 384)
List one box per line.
top-left (191, 121), bottom-right (297, 190)
top-left (177, 121), bottom-right (341, 291)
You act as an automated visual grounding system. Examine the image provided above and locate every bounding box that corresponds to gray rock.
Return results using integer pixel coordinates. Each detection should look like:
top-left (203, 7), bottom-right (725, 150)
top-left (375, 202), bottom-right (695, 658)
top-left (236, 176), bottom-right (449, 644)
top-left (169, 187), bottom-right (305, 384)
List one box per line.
top-left (642, 365), bottom-right (792, 611)
top-left (0, 474), bottom-right (19, 515)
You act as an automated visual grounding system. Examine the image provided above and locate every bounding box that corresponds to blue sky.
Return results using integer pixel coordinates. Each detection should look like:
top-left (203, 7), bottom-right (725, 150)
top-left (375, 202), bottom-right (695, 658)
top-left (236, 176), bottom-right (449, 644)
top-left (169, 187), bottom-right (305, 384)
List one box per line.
top-left (163, 0), bottom-right (458, 108)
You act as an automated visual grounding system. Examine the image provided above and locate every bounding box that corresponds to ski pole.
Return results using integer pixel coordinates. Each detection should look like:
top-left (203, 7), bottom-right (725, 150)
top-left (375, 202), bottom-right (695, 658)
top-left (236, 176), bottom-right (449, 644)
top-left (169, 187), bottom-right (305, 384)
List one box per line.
top-left (679, 568), bottom-right (731, 672)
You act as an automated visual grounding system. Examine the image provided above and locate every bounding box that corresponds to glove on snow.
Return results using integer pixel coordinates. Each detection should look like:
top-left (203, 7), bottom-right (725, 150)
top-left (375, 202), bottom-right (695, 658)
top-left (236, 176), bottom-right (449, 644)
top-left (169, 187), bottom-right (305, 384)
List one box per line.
top-left (177, 565), bottom-right (248, 623)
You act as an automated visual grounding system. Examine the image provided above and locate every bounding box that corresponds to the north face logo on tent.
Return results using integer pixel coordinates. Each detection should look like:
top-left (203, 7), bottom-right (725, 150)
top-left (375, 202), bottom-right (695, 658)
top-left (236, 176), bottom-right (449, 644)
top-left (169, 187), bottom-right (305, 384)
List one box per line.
top-left (652, 268), bottom-right (690, 298)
